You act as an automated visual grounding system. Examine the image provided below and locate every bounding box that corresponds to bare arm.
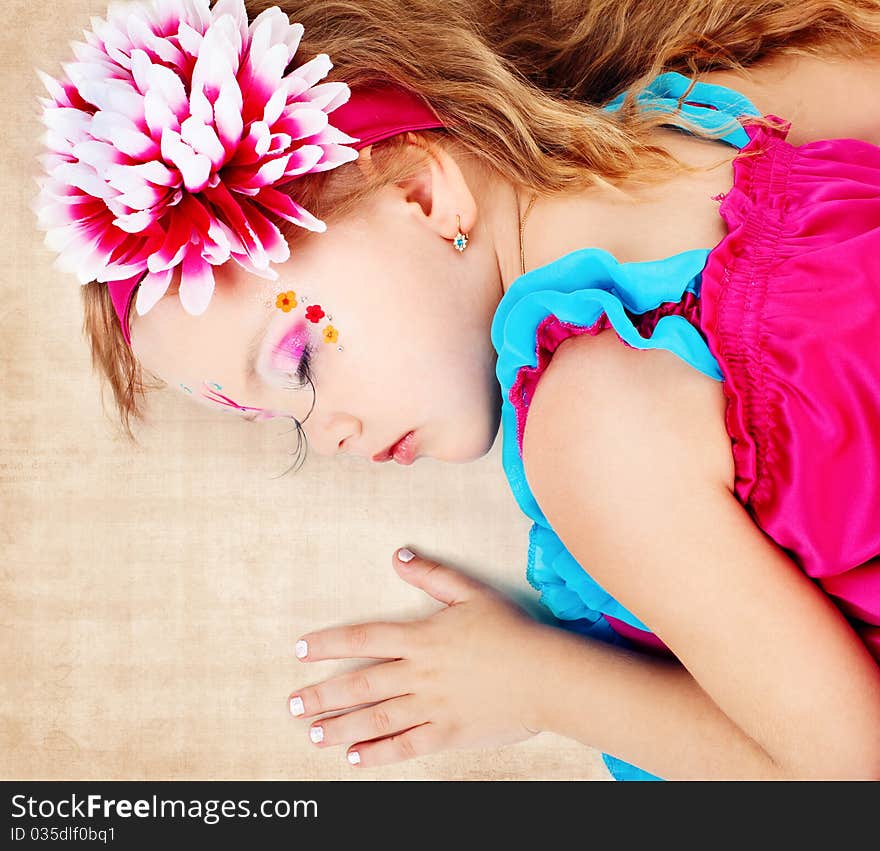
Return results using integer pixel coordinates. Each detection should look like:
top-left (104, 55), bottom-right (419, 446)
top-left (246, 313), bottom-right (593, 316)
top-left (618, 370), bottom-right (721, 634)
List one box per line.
top-left (521, 331), bottom-right (880, 778)
top-left (529, 618), bottom-right (783, 779)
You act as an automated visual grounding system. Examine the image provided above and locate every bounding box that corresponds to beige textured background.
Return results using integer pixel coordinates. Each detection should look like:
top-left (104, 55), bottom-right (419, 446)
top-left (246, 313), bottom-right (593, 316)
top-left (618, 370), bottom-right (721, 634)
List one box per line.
top-left (1, 0), bottom-right (611, 779)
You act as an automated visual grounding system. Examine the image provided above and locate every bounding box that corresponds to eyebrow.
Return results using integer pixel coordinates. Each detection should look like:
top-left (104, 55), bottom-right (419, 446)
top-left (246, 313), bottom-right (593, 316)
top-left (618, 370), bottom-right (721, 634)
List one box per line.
top-left (245, 309), bottom-right (276, 390)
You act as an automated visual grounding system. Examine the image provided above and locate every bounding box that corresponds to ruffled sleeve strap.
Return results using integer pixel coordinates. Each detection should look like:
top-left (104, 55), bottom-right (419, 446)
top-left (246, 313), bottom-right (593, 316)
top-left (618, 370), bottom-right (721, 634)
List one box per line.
top-left (603, 71), bottom-right (762, 149)
top-left (491, 246), bottom-right (723, 469)
top-left (491, 248), bottom-right (723, 631)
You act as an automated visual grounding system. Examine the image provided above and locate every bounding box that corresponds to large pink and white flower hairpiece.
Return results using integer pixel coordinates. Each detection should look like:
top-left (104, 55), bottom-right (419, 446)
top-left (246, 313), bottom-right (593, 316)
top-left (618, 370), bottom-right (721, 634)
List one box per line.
top-left (34, 0), bottom-right (364, 320)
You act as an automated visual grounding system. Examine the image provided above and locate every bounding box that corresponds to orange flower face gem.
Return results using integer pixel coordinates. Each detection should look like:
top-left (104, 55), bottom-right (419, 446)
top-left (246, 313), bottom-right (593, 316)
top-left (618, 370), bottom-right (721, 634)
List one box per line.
top-left (276, 291), bottom-right (297, 312)
top-left (323, 325), bottom-right (339, 344)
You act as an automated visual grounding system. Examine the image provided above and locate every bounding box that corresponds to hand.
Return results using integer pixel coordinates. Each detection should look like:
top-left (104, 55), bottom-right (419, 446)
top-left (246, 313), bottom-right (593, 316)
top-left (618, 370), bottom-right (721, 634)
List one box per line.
top-left (288, 547), bottom-right (548, 767)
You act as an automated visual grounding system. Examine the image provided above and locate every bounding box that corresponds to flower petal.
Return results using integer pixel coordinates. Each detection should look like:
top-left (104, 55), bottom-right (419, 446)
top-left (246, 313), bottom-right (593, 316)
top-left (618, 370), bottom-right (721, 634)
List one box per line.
top-left (147, 207), bottom-right (195, 273)
top-left (213, 75), bottom-right (243, 155)
top-left (36, 69), bottom-right (67, 103)
top-left (289, 53), bottom-right (333, 89)
top-left (91, 110), bottom-right (160, 159)
top-left (252, 186), bottom-right (326, 233)
top-left (178, 248), bottom-right (216, 315)
top-left (180, 115), bottom-right (226, 169)
top-left (229, 251), bottom-right (279, 281)
top-left (192, 13), bottom-right (239, 103)
top-left (274, 107), bottom-right (329, 142)
top-left (280, 145), bottom-right (323, 178)
top-left (145, 59), bottom-right (189, 118)
top-left (180, 0), bottom-right (212, 33)
top-left (144, 88), bottom-right (180, 137)
top-left (160, 128), bottom-right (211, 192)
top-left (52, 161), bottom-right (116, 199)
top-left (77, 79), bottom-right (145, 127)
top-left (211, 0), bottom-right (249, 48)
top-left (301, 81), bottom-right (352, 113)
top-left (72, 139), bottom-right (128, 176)
top-left (41, 107), bottom-right (92, 145)
top-left (310, 143), bottom-right (360, 173)
top-left (113, 209), bottom-right (157, 233)
top-left (242, 202), bottom-right (290, 264)
top-left (177, 20), bottom-right (204, 57)
top-left (134, 267), bottom-right (174, 315)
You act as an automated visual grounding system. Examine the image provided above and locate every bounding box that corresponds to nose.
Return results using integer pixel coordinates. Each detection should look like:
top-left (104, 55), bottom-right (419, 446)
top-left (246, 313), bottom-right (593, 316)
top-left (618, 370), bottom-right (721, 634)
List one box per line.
top-left (312, 414), bottom-right (361, 458)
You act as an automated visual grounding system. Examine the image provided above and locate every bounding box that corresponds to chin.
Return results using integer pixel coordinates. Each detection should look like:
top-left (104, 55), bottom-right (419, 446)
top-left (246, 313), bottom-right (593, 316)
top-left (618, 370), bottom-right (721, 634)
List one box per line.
top-left (428, 402), bottom-right (502, 464)
top-left (445, 423), bottom-right (502, 464)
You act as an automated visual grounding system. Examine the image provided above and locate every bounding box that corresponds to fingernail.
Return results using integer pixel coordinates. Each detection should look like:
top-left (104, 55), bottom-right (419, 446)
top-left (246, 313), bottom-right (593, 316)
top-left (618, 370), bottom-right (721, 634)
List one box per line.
top-left (398, 547), bottom-right (415, 562)
top-left (295, 639), bottom-right (308, 659)
top-left (347, 750), bottom-right (361, 765)
top-left (289, 696), bottom-right (304, 716)
top-left (309, 725), bottom-right (324, 744)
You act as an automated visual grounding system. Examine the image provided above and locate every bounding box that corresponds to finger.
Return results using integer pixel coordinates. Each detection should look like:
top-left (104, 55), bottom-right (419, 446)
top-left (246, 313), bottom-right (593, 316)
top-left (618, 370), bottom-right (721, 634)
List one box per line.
top-left (295, 621), bottom-right (411, 662)
top-left (393, 547), bottom-right (483, 605)
top-left (345, 722), bottom-right (441, 768)
top-left (305, 693), bottom-right (423, 749)
top-left (289, 659), bottom-right (410, 719)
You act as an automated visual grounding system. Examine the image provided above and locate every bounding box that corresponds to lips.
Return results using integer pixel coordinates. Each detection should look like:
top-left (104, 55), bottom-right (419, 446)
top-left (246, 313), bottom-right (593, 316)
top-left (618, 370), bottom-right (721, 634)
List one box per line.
top-left (372, 430), bottom-right (417, 464)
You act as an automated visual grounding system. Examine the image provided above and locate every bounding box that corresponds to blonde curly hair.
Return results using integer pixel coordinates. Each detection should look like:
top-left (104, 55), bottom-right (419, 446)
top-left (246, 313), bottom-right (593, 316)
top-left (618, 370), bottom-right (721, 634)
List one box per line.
top-left (79, 0), bottom-right (880, 441)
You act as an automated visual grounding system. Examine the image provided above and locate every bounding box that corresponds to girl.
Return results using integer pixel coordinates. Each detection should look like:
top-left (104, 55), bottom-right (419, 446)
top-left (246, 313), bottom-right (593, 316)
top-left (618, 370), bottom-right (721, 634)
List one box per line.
top-left (37, 0), bottom-right (880, 779)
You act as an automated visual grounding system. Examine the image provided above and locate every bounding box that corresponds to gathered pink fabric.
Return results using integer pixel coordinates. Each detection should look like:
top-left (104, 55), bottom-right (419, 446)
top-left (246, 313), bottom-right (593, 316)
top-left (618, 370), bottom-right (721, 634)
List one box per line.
top-left (700, 116), bottom-right (880, 662)
top-left (516, 116), bottom-right (880, 664)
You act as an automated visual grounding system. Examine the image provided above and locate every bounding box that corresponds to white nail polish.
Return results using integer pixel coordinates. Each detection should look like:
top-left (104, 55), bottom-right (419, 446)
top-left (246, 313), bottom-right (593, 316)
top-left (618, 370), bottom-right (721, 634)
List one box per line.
top-left (295, 639), bottom-right (308, 659)
top-left (347, 751), bottom-right (360, 765)
top-left (309, 726), bottom-right (324, 743)
top-left (398, 548), bottom-right (415, 562)
top-left (289, 696), bottom-right (304, 716)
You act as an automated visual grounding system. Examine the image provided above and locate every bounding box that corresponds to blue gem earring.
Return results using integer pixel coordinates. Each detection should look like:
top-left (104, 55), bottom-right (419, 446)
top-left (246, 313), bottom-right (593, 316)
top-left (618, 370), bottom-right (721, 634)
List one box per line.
top-left (453, 214), bottom-right (469, 252)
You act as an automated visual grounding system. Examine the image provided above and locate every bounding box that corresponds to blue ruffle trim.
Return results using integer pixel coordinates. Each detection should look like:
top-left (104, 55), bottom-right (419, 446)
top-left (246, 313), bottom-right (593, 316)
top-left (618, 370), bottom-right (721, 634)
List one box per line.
top-left (603, 71), bottom-right (761, 147)
top-left (492, 246), bottom-right (724, 630)
top-left (602, 753), bottom-right (663, 781)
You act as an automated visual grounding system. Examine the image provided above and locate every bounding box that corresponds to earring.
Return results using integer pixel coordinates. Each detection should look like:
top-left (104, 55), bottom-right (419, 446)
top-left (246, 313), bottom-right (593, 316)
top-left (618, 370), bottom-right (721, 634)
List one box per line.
top-left (453, 214), bottom-right (469, 252)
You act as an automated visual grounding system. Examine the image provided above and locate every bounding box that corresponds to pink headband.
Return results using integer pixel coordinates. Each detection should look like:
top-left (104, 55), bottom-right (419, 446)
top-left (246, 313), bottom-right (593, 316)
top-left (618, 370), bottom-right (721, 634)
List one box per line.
top-left (34, 0), bottom-right (446, 347)
top-left (105, 85), bottom-right (445, 344)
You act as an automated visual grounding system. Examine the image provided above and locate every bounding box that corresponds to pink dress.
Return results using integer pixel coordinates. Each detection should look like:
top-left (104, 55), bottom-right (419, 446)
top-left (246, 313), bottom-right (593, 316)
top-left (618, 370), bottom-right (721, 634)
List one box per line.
top-left (513, 114), bottom-right (880, 661)
top-left (491, 74), bottom-right (880, 779)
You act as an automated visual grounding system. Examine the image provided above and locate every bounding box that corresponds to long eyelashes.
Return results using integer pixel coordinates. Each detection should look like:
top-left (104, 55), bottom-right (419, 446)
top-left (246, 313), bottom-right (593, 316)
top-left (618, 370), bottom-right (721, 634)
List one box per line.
top-left (273, 342), bottom-right (317, 478)
top-left (276, 340), bottom-right (315, 391)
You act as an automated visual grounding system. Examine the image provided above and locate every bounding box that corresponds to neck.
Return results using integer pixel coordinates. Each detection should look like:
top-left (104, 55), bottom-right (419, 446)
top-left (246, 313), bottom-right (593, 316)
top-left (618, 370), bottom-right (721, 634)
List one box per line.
top-left (506, 128), bottom-right (738, 287)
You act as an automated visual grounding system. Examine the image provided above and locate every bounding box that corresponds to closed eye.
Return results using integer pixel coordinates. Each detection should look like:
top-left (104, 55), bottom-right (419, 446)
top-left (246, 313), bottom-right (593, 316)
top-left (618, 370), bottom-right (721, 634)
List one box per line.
top-left (295, 344), bottom-right (313, 384)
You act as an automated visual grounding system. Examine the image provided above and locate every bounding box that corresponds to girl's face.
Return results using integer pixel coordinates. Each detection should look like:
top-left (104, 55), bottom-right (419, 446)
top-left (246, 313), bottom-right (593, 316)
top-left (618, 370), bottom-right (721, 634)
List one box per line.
top-left (130, 150), bottom-right (515, 464)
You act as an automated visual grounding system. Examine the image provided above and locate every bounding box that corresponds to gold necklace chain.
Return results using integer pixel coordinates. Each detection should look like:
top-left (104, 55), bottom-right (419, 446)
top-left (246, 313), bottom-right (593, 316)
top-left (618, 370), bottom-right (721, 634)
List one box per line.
top-left (519, 193), bottom-right (537, 276)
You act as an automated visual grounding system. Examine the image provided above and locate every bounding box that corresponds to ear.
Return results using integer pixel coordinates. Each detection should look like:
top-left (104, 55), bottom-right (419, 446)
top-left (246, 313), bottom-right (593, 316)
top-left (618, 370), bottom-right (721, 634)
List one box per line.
top-left (395, 131), bottom-right (477, 243)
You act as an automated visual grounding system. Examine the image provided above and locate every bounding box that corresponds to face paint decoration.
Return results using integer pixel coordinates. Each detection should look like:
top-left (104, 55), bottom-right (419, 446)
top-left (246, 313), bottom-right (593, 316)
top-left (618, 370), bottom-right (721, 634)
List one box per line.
top-left (276, 290), bottom-right (343, 351)
top-left (191, 287), bottom-right (345, 421)
top-left (199, 383), bottom-right (280, 422)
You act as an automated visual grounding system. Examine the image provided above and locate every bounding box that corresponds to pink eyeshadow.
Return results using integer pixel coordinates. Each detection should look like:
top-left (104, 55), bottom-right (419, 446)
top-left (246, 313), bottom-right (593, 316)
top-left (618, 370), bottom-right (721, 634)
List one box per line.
top-left (271, 320), bottom-right (310, 371)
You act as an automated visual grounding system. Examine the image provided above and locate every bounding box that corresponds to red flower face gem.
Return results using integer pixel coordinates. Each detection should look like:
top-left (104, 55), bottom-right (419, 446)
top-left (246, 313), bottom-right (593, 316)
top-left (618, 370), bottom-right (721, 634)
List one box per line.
top-left (305, 305), bottom-right (325, 323)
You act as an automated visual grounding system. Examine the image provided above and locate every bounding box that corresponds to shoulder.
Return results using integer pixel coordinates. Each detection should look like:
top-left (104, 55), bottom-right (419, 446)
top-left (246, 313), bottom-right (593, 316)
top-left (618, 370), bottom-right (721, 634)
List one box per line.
top-left (701, 52), bottom-right (880, 146)
top-left (521, 329), bottom-right (735, 504)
